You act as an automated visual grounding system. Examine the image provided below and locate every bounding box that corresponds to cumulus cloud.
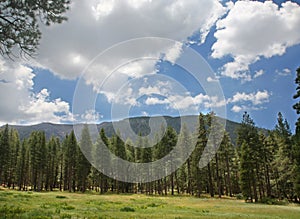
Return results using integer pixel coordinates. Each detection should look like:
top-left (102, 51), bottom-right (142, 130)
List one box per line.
top-left (3, 0), bottom-right (233, 124)
top-left (0, 59), bottom-right (74, 125)
top-left (228, 90), bottom-right (270, 113)
top-left (277, 68), bottom-right (292, 76)
top-left (100, 72), bottom-right (226, 115)
top-left (212, 1), bottom-right (300, 80)
top-left (145, 97), bottom-right (170, 106)
top-left (34, 0), bottom-right (228, 101)
top-left (231, 105), bottom-right (265, 113)
top-left (207, 76), bottom-right (220, 82)
top-left (229, 90), bottom-right (270, 105)
top-left (253, 70), bottom-right (264, 79)
top-left (80, 109), bottom-right (103, 123)
top-left (143, 93), bottom-right (225, 112)
top-left (231, 105), bottom-right (243, 113)
top-left (163, 41), bottom-right (183, 64)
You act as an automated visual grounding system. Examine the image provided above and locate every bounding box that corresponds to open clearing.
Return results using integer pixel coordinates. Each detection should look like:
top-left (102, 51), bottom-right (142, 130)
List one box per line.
top-left (0, 188), bottom-right (299, 219)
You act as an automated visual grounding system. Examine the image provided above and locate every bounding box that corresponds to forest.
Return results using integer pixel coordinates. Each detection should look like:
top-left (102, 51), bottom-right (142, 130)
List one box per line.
top-left (0, 68), bottom-right (300, 204)
top-left (0, 110), bottom-right (299, 204)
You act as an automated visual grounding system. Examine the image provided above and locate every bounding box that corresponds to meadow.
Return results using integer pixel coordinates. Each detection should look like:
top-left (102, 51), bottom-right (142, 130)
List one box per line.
top-left (0, 188), bottom-right (299, 219)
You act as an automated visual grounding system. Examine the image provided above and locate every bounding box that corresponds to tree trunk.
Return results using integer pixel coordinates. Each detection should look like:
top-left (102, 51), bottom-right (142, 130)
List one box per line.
top-left (215, 154), bottom-right (221, 198)
top-left (207, 163), bottom-right (214, 197)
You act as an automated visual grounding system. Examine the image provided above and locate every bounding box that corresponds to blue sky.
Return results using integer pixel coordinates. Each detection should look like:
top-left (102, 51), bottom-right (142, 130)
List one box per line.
top-left (1, 0), bottom-right (300, 132)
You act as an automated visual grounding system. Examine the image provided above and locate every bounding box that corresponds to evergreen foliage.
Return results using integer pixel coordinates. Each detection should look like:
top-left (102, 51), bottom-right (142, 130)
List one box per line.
top-left (0, 110), bottom-right (299, 203)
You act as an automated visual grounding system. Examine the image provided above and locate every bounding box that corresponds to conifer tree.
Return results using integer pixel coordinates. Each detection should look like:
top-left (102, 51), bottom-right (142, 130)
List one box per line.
top-left (63, 131), bottom-right (78, 192)
top-left (7, 128), bottom-right (20, 188)
top-left (237, 112), bottom-right (260, 202)
top-left (94, 129), bottom-right (111, 193)
top-left (46, 137), bottom-right (59, 191)
top-left (16, 140), bottom-right (27, 190)
top-left (177, 124), bottom-right (192, 194)
top-left (191, 113), bottom-right (208, 197)
top-left (77, 125), bottom-right (92, 192)
top-left (273, 113), bottom-right (295, 200)
top-left (293, 67), bottom-right (300, 202)
top-left (218, 132), bottom-right (235, 197)
top-left (0, 124), bottom-right (9, 185)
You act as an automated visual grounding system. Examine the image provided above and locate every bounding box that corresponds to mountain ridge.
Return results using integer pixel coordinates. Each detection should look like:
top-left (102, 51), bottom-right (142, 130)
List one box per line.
top-left (2, 115), bottom-right (267, 143)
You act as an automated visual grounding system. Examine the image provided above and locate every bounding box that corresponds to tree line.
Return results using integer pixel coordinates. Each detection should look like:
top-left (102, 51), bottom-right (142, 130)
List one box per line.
top-left (0, 110), bottom-right (299, 203)
top-left (0, 67), bottom-right (300, 203)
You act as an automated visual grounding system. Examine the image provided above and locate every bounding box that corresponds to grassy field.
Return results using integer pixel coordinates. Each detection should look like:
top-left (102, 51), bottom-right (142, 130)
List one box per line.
top-left (0, 188), bottom-right (299, 219)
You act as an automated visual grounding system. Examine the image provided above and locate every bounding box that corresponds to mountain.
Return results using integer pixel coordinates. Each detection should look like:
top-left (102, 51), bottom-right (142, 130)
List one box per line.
top-left (3, 115), bottom-right (266, 143)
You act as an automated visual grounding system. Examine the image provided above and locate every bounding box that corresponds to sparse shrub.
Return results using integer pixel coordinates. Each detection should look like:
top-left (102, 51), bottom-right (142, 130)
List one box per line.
top-left (55, 208), bottom-right (61, 214)
top-left (61, 203), bottom-right (75, 210)
top-left (259, 197), bottom-right (289, 205)
top-left (236, 193), bottom-right (244, 200)
top-left (40, 203), bottom-right (50, 209)
top-left (120, 206), bottom-right (135, 212)
top-left (60, 213), bottom-right (72, 219)
top-left (56, 195), bottom-right (67, 199)
top-left (147, 203), bottom-right (160, 207)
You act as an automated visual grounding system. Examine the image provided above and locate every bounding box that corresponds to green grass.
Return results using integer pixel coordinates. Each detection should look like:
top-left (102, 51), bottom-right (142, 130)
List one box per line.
top-left (0, 188), bottom-right (299, 219)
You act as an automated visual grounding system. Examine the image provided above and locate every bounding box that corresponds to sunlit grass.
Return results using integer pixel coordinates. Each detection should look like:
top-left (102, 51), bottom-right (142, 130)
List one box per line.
top-left (0, 187), bottom-right (299, 218)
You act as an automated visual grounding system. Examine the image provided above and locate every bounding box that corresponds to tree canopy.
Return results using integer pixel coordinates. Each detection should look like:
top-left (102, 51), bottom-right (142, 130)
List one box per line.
top-left (0, 0), bottom-right (70, 58)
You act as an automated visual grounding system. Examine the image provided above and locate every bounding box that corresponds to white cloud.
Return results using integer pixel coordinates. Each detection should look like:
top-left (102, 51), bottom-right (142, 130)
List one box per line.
top-left (0, 59), bottom-right (74, 125)
top-left (80, 109), bottom-right (102, 123)
top-left (254, 70), bottom-right (264, 79)
top-left (207, 76), bottom-right (220, 82)
top-left (228, 90), bottom-right (270, 113)
top-left (20, 89), bottom-right (74, 124)
top-left (212, 1), bottom-right (300, 80)
top-left (142, 88), bottom-right (225, 112)
top-left (141, 111), bottom-right (149, 117)
top-left (163, 41), bottom-right (183, 64)
top-left (33, 0), bottom-right (228, 98)
top-left (231, 105), bottom-right (243, 113)
top-left (277, 68), bottom-right (291, 76)
top-left (92, 0), bottom-right (115, 19)
top-left (145, 97), bottom-right (170, 105)
top-left (229, 90), bottom-right (270, 105)
top-left (231, 105), bottom-right (265, 113)
top-left (0, 0), bottom-right (231, 125)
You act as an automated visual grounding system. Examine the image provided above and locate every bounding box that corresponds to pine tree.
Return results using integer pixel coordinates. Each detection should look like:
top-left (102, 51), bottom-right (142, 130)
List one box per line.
top-left (263, 132), bottom-right (278, 198)
top-left (63, 131), bottom-right (78, 192)
top-left (191, 113), bottom-right (208, 197)
top-left (110, 131), bottom-right (127, 193)
top-left (239, 141), bottom-right (253, 201)
top-left (177, 123), bottom-right (192, 194)
top-left (16, 139), bottom-right (26, 190)
top-left (218, 132), bottom-right (235, 197)
top-left (77, 125), bottom-right (92, 192)
top-left (273, 113), bottom-right (295, 200)
top-left (45, 137), bottom-right (59, 191)
top-left (152, 127), bottom-right (165, 195)
top-left (7, 129), bottom-right (20, 188)
top-left (0, 0), bottom-right (70, 58)
top-left (293, 67), bottom-right (300, 129)
top-left (208, 112), bottom-right (226, 198)
top-left (237, 112), bottom-right (260, 202)
top-left (293, 66), bottom-right (300, 202)
top-left (94, 129), bottom-right (111, 193)
top-left (0, 124), bottom-right (10, 185)
top-left (162, 126), bottom-right (177, 195)
top-left (293, 132), bottom-right (300, 202)
top-left (141, 137), bottom-right (152, 194)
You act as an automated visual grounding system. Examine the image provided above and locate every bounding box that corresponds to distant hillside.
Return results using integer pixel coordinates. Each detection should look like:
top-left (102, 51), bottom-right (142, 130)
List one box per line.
top-left (3, 115), bottom-right (267, 143)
